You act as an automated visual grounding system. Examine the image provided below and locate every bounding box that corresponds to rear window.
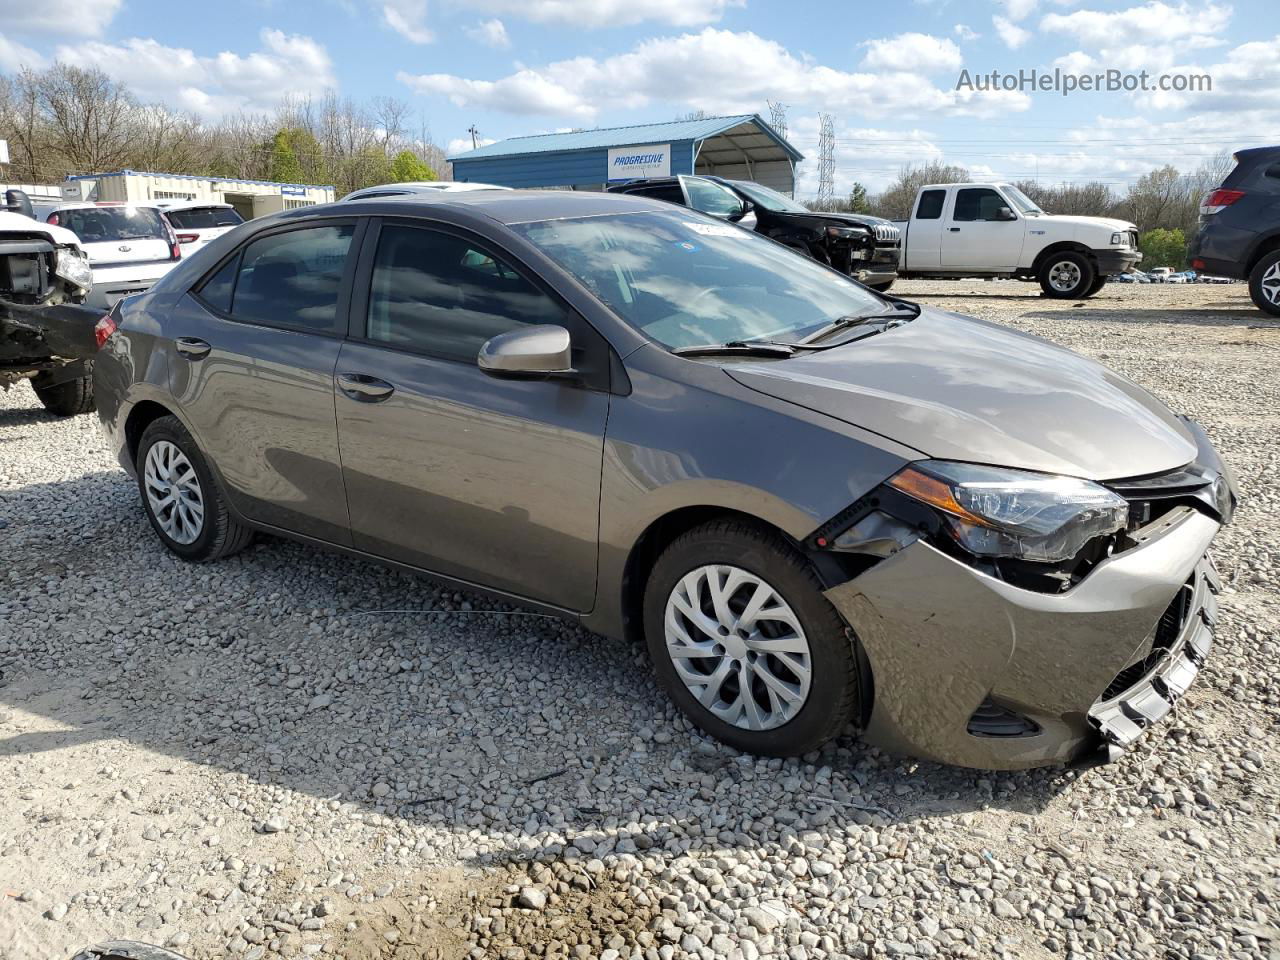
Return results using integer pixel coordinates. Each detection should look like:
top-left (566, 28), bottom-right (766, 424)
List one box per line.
top-left (50, 206), bottom-right (167, 242)
top-left (165, 206), bottom-right (243, 229)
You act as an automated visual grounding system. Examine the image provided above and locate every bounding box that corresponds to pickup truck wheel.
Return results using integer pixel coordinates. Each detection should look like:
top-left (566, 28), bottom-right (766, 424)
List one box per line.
top-left (867, 279), bottom-right (896, 293)
top-left (1249, 251), bottom-right (1280, 317)
top-left (1085, 276), bottom-right (1107, 298)
top-left (1039, 252), bottom-right (1096, 299)
top-left (32, 372), bottom-right (95, 416)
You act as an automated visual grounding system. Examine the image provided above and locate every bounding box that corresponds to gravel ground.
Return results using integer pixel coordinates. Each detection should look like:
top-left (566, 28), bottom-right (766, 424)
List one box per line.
top-left (2, 280), bottom-right (1278, 960)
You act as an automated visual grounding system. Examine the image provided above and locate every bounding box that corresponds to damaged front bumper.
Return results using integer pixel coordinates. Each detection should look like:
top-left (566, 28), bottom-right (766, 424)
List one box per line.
top-left (824, 505), bottom-right (1221, 770)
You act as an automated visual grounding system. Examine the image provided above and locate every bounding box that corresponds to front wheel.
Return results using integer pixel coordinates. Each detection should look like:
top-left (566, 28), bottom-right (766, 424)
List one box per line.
top-left (1085, 276), bottom-right (1107, 298)
top-left (1249, 250), bottom-right (1280, 317)
top-left (1038, 251), bottom-right (1096, 299)
top-left (867, 278), bottom-right (896, 293)
top-left (32, 372), bottom-right (95, 416)
top-left (136, 416), bottom-right (253, 562)
top-left (642, 520), bottom-right (862, 757)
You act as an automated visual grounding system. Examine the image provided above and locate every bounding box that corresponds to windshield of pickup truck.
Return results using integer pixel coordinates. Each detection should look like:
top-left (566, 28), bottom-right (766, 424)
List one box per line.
top-left (50, 206), bottom-right (167, 242)
top-left (725, 180), bottom-right (811, 214)
top-left (512, 209), bottom-right (886, 350)
top-left (1005, 186), bottom-right (1044, 215)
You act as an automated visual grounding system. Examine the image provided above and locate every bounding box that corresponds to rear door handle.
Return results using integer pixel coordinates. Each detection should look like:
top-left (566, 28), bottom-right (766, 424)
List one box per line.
top-left (175, 337), bottom-right (211, 360)
top-left (337, 373), bottom-right (395, 402)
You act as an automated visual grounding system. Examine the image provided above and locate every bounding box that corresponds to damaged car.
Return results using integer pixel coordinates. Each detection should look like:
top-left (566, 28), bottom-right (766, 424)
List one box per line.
top-left (0, 189), bottom-right (102, 415)
top-left (94, 191), bottom-right (1235, 769)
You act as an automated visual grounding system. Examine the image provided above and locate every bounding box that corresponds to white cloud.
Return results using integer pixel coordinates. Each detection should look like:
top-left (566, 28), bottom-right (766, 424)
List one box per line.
top-left (382, 0), bottom-right (433, 43)
top-left (54, 29), bottom-right (336, 117)
top-left (992, 15), bottom-right (1032, 49)
top-left (954, 24), bottom-right (980, 41)
top-left (0, 32), bottom-right (45, 70)
top-left (447, 135), bottom-right (497, 155)
top-left (1041, 2), bottom-right (1229, 49)
top-left (789, 118), bottom-right (946, 195)
top-left (0, 0), bottom-right (121, 37)
top-left (1052, 50), bottom-right (1097, 72)
top-left (401, 28), bottom-right (1028, 121)
top-left (466, 18), bottom-right (510, 48)
top-left (861, 33), bottom-right (962, 73)
top-left (998, 0), bottom-right (1040, 20)
top-left (458, 0), bottom-right (743, 27)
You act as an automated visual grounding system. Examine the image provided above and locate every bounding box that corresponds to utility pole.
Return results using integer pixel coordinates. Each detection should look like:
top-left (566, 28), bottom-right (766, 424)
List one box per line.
top-left (767, 100), bottom-right (788, 142)
top-left (816, 113), bottom-right (835, 209)
top-left (468, 125), bottom-right (480, 150)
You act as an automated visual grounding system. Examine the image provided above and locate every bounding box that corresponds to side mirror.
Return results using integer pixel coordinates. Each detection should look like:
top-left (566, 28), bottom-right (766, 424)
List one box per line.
top-left (729, 199), bottom-right (755, 223)
top-left (5, 189), bottom-right (34, 220)
top-left (995, 206), bottom-right (1017, 221)
top-left (478, 324), bottom-right (575, 378)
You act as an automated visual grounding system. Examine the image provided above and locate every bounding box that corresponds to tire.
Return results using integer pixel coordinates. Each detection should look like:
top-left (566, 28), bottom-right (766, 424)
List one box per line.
top-left (642, 519), bottom-right (862, 757)
top-left (1038, 251), bottom-right (1096, 299)
top-left (1248, 250), bottom-right (1280, 317)
top-left (867, 279), bottom-right (896, 293)
top-left (32, 373), bottom-right (95, 416)
top-left (1084, 276), bottom-right (1107, 298)
top-left (136, 415), bottom-right (253, 562)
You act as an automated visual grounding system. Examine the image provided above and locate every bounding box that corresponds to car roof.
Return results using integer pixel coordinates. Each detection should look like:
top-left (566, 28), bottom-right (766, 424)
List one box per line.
top-left (316, 189), bottom-right (674, 225)
top-left (38, 201), bottom-right (164, 211)
top-left (340, 181), bottom-right (513, 200)
top-left (155, 201), bottom-right (235, 211)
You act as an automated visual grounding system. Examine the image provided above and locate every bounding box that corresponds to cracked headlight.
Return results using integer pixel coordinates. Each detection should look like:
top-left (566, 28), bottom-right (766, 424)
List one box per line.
top-left (888, 460), bottom-right (1128, 563)
top-left (54, 248), bottom-right (93, 291)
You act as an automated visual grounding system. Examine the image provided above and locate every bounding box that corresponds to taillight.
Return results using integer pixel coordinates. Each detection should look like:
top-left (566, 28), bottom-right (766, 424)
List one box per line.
top-left (176, 233), bottom-right (199, 244)
top-left (170, 241), bottom-right (182, 260)
top-left (1201, 188), bottom-right (1245, 215)
top-left (94, 313), bottom-right (117, 349)
top-left (1191, 258), bottom-right (1206, 270)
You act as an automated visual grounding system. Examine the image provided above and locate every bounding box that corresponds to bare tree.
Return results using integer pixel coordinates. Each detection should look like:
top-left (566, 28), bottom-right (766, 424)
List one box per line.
top-left (870, 161), bottom-right (971, 220)
top-left (38, 64), bottom-right (137, 173)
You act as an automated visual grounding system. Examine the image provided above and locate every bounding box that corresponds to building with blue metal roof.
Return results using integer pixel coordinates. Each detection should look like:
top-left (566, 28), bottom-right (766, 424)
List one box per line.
top-left (448, 114), bottom-right (804, 195)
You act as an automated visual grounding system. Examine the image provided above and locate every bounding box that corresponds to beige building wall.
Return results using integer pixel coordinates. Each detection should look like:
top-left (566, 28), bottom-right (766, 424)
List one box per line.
top-left (62, 174), bottom-right (334, 217)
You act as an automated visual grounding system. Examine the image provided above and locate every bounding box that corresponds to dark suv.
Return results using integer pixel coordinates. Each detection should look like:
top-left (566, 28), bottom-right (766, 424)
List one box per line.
top-left (1189, 145), bottom-right (1280, 316)
top-left (607, 175), bottom-right (900, 291)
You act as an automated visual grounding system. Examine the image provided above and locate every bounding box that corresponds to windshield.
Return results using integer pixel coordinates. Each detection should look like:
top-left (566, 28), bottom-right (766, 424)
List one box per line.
top-left (511, 209), bottom-right (886, 350)
top-left (724, 180), bottom-right (810, 214)
top-left (1003, 186), bottom-right (1044, 215)
top-left (165, 206), bottom-right (243, 229)
top-left (52, 206), bottom-right (167, 242)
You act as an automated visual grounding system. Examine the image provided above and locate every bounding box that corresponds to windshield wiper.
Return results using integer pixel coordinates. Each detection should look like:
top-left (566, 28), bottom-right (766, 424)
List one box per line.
top-left (801, 302), bottom-right (921, 345)
top-left (673, 340), bottom-right (796, 358)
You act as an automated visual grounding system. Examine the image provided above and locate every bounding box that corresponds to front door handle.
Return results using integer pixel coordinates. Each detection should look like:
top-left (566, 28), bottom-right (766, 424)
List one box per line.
top-left (337, 373), bottom-right (395, 402)
top-left (175, 337), bottom-right (211, 360)
top-left (948, 227), bottom-right (961, 232)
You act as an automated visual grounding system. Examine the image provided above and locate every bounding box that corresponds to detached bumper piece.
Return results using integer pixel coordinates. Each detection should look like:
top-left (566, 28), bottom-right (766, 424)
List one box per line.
top-left (1087, 557), bottom-right (1218, 754)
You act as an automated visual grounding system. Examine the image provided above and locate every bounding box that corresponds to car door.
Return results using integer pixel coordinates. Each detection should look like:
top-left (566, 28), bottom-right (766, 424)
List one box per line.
top-left (905, 188), bottom-right (946, 270)
top-left (167, 218), bottom-right (361, 546)
top-left (677, 176), bottom-right (754, 227)
top-left (333, 219), bottom-right (611, 611)
top-left (940, 187), bottom-right (1025, 271)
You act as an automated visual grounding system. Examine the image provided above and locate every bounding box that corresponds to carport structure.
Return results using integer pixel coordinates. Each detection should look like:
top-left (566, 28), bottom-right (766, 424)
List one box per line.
top-left (448, 114), bottom-right (804, 195)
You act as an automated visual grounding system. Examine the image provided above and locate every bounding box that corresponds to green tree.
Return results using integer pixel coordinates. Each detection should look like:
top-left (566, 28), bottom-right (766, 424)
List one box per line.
top-left (389, 149), bottom-right (436, 183)
top-left (847, 182), bottom-right (870, 213)
top-left (268, 129), bottom-right (303, 183)
top-left (1138, 228), bottom-right (1187, 269)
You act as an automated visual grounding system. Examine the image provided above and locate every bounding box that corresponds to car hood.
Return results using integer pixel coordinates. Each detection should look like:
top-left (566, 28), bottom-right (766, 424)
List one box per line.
top-left (0, 211), bottom-right (83, 248)
top-left (724, 308), bottom-right (1197, 481)
top-left (1034, 213), bottom-right (1137, 233)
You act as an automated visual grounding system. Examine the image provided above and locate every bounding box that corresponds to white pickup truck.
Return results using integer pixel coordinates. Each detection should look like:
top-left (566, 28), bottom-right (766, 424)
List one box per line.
top-left (894, 182), bottom-right (1142, 298)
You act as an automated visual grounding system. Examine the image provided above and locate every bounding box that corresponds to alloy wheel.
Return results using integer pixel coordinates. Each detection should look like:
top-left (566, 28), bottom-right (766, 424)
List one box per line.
top-left (663, 564), bottom-right (812, 731)
top-left (143, 440), bottom-right (205, 545)
top-left (1263, 262), bottom-right (1280, 306)
top-left (1048, 260), bottom-right (1082, 293)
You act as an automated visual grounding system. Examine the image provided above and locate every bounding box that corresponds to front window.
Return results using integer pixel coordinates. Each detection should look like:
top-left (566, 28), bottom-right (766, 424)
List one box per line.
top-left (1003, 186), bottom-right (1044, 215)
top-left (723, 180), bottom-right (809, 214)
top-left (51, 206), bottom-right (167, 242)
top-left (682, 177), bottom-right (745, 219)
top-left (165, 206), bottom-right (244, 229)
top-left (510, 209), bottom-right (885, 350)
top-left (953, 188), bottom-right (1012, 222)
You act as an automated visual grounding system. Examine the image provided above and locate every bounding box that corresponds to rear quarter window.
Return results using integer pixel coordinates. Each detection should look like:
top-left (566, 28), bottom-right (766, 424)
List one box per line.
top-left (915, 190), bottom-right (946, 220)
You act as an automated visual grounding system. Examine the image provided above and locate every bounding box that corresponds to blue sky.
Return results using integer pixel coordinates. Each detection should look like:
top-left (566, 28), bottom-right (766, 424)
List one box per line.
top-left (1, 0), bottom-right (1275, 196)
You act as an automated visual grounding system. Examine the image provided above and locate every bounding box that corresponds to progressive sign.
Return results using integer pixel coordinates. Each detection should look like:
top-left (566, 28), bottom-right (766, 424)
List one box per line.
top-left (607, 144), bottom-right (671, 182)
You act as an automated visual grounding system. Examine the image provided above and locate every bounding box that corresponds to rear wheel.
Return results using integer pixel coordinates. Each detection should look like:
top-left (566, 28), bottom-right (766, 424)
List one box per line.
top-left (867, 278), bottom-right (896, 293)
top-left (1249, 250), bottom-right (1280, 317)
top-left (1038, 251), bottom-right (1096, 299)
top-left (32, 372), bottom-right (95, 416)
top-left (642, 520), bottom-right (862, 757)
top-left (136, 416), bottom-right (253, 561)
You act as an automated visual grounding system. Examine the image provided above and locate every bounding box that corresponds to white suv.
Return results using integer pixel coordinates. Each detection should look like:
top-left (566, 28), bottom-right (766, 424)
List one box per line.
top-left (35, 202), bottom-right (182, 308)
top-left (157, 201), bottom-right (245, 253)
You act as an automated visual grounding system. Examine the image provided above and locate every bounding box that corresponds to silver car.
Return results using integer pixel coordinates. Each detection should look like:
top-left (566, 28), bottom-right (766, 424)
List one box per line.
top-left (93, 191), bottom-right (1237, 769)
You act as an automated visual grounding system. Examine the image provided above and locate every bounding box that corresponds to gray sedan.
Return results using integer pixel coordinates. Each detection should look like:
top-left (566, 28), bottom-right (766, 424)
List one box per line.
top-left (93, 191), bottom-right (1237, 769)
